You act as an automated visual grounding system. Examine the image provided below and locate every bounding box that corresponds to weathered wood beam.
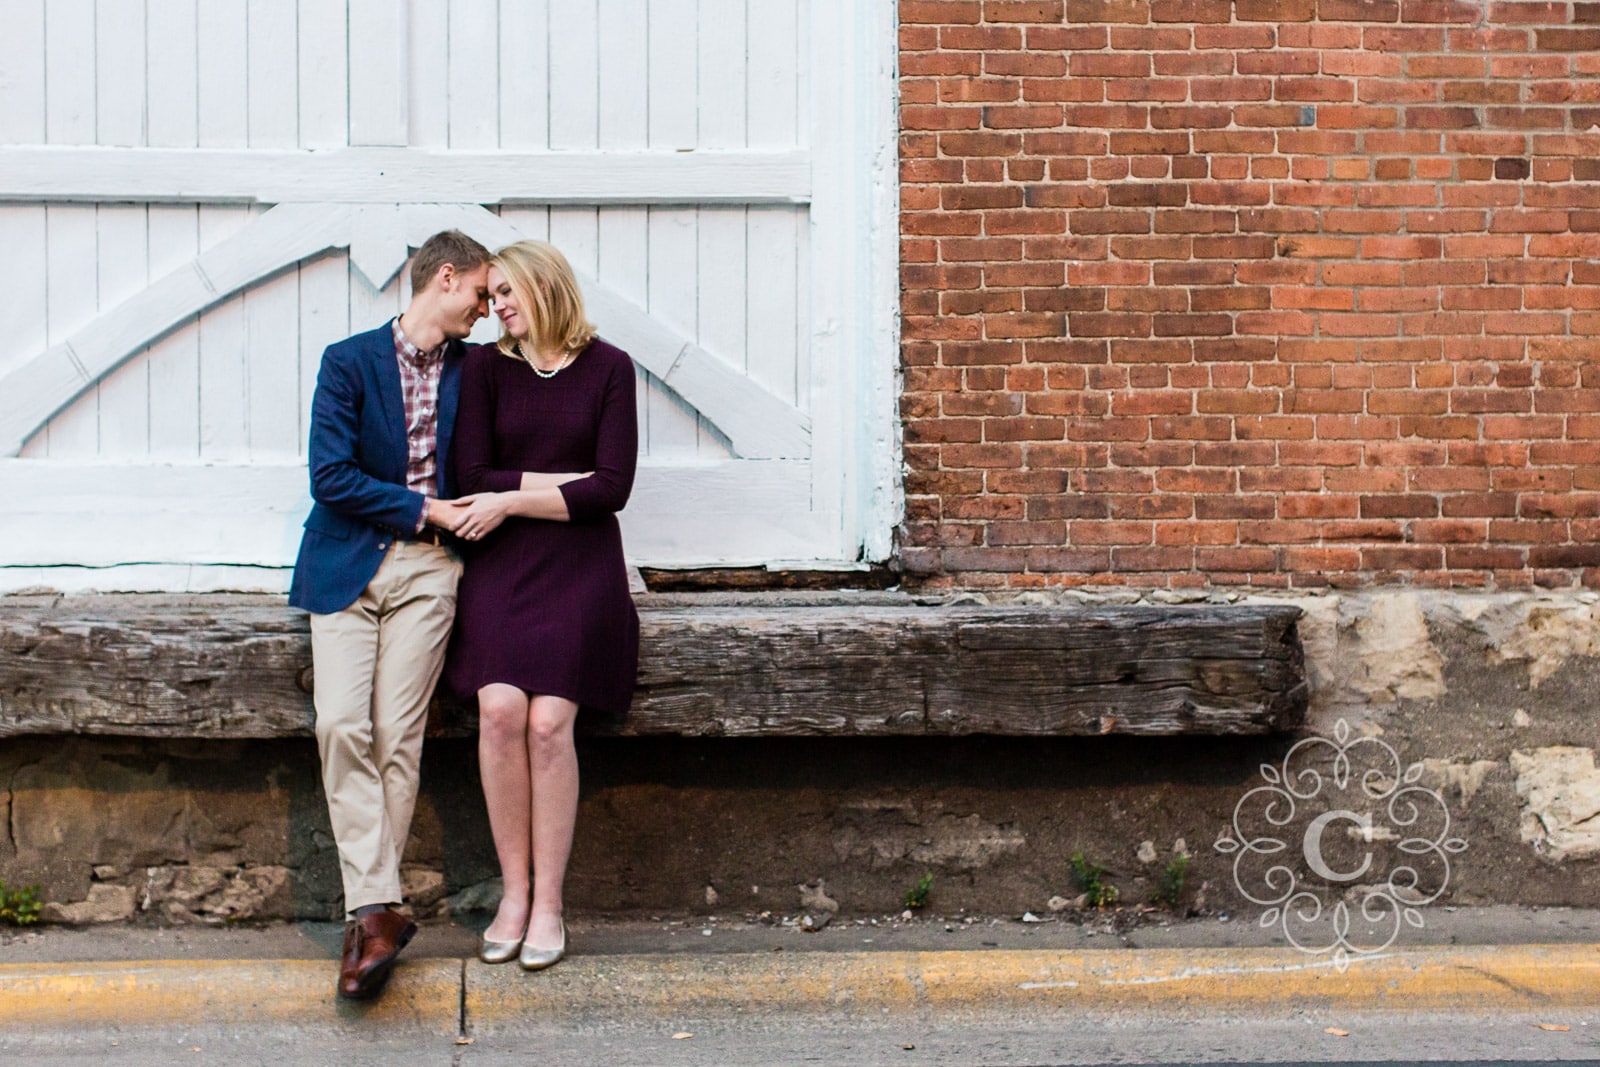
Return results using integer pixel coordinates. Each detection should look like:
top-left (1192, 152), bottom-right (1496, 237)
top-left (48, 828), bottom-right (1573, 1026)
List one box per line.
top-left (0, 596), bottom-right (1307, 738)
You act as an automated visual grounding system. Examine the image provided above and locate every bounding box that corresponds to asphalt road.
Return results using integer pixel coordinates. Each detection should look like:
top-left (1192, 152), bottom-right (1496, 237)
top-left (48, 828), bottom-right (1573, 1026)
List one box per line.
top-left (5, 1013), bottom-right (1599, 1066)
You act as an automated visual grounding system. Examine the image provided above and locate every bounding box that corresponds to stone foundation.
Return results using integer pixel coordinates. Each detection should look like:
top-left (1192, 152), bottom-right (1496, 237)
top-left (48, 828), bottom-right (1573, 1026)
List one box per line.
top-left (4, 589), bottom-right (1599, 923)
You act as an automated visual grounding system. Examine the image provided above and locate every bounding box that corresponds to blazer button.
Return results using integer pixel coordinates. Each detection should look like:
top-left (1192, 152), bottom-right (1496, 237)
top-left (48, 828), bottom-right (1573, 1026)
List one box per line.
top-left (377, 542), bottom-right (388, 550)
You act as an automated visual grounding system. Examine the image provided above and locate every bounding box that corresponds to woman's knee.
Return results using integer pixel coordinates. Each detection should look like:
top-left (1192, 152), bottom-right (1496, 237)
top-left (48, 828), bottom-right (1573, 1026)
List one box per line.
top-left (478, 687), bottom-right (531, 745)
top-left (527, 699), bottom-right (577, 753)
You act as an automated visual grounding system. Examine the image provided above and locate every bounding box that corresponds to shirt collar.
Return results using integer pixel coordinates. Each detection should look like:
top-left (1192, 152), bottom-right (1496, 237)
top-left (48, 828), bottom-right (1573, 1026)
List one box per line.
top-left (392, 317), bottom-right (446, 367)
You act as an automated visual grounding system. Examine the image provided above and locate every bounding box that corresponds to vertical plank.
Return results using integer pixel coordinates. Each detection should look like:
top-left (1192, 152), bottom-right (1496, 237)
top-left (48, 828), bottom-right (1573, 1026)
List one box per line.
top-left (0, 0), bottom-right (46, 144)
top-left (647, 0), bottom-right (698, 149)
top-left (197, 206), bottom-right (251, 459)
top-left (746, 0), bottom-right (798, 148)
top-left (548, 0), bottom-right (598, 149)
top-left (94, 205), bottom-right (152, 455)
top-left (448, 0), bottom-right (499, 149)
top-left (744, 206), bottom-right (799, 406)
top-left (550, 209), bottom-right (600, 276)
top-left (497, 206), bottom-right (550, 243)
top-left (45, 0), bottom-right (96, 144)
top-left (145, 1), bottom-right (200, 458)
top-left (147, 0), bottom-right (198, 148)
top-left (347, 265), bottom-right (401, 337)
top-left (96, 0), bottom-right (146, 147)
top-left (597, 0), bottom-right (647, 149)
top-left (498, 0), bottom-right (548, 149)
top-left (247, 0), bottom-right (299, 149)
top-left (297, 0), bottom-right (347, 148)
top-left (42, 204), bottom-right (100, 455)
top-left (696, 205), bottom-right (747, 370)
top-left (350, 0), bottom-right (407, 145)
top-left (0, 207), bottom-right (48, 382)
top-left (245, 2), bottom-right (303, 456)
top-left (198, 0), bottom-right (249, 148)
top-left (646, 208), bottom-right (702, 453)
top-left (146, 205), bottom-right (202, 458)
top-left (596, 206), bottom-right (649, 450)
top-left (406, 0), bottom-right (448, 147)
top-left (792, 205), bottom-right (811, 413)
top-left (297, 250), bottom-right (350, 455)
top-left (696, 0), bottom-right (746, 148)
top-left (2, 0), bottom-right (48, 450)
top-left (244, 237), bottom-right (302, 456)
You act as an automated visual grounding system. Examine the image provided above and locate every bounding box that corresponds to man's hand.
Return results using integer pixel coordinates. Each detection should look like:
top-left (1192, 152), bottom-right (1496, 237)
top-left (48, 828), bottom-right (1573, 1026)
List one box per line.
top-left (424, 496), bottom-right (469, 532)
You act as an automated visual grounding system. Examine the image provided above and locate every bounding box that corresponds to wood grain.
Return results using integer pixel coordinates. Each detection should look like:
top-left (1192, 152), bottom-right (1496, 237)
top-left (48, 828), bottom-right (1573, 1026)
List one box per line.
top-left (0, 597), bottom-right (1307, 739)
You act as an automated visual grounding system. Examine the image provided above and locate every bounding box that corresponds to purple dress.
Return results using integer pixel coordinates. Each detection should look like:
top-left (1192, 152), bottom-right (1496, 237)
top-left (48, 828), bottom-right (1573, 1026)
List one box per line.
top-left (446, 339), bottom-right (640, 715)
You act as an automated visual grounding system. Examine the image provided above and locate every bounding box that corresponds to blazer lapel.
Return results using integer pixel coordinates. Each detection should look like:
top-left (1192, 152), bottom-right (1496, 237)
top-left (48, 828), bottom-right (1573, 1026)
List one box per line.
top-left (371, 322), bottom-right (408, 470)
top-left (436, 340), bottom-right (465, 498)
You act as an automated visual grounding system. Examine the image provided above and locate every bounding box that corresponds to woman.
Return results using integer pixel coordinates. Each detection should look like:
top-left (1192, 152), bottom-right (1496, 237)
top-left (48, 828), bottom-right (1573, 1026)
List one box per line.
top-left (445, 239), bottom-right (640, 970)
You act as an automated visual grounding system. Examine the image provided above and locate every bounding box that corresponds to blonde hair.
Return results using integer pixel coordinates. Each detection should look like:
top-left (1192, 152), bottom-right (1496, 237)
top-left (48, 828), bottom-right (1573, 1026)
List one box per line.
top-left (491, 240), bottom-right (596, 362)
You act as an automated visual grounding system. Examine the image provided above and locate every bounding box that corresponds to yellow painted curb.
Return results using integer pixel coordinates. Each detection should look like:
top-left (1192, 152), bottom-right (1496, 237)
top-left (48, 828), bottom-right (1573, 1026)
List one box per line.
top-left (463, 944), bottom-right (1600, 1032)
top-left (0, 958), bottom-right (462, 1034)
top-left (5, 946), bottom-right (1599, 1034)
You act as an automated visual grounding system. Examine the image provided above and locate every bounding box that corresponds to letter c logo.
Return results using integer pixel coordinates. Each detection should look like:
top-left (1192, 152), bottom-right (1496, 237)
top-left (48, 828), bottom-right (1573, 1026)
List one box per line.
top-left (1303, 810), bottom-right (1373, 883)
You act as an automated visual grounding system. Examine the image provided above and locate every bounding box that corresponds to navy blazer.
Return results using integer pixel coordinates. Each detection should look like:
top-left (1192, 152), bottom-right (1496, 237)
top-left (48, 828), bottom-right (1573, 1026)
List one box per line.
top-left (288, 321), bottom-right (466, 615)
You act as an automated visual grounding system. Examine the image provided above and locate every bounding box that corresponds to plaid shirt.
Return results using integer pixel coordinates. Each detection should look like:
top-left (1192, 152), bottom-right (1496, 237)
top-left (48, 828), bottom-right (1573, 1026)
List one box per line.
top-left (392, 318), bottom-right (446, 532)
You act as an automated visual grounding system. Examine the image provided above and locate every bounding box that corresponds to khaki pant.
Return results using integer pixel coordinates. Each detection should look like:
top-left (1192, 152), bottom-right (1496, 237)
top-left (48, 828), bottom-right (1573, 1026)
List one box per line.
top-left (309, 541), bottom-right (461, 913)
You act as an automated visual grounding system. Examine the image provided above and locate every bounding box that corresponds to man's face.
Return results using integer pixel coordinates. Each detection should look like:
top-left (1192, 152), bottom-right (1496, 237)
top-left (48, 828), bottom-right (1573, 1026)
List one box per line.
top-left (438, 263), bottom-right (492, 339)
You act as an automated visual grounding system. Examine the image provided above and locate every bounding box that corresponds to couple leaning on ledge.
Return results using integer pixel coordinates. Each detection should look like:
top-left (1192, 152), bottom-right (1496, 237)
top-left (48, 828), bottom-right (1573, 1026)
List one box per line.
top-left (287, 230), bottom-right (640, 1000)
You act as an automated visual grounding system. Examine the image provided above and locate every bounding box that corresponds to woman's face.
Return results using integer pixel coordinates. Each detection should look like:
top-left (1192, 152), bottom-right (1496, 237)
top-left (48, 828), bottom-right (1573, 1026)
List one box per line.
top-left (488, 266), bottom-right (527, 341)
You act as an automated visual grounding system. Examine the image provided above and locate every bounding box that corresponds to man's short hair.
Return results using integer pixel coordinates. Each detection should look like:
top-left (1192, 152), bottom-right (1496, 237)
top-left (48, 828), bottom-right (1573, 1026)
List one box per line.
top-left (410, 230), bottom-right (491, 294)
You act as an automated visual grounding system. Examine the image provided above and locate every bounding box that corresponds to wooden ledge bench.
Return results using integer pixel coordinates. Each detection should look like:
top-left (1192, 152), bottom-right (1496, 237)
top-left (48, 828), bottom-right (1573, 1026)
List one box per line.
top-left (0, 593), bottom-right (1307, 738)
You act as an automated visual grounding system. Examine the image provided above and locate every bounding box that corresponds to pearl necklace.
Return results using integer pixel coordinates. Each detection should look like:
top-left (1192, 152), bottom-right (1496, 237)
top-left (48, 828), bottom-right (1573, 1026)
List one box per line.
top-left (517, 342), bottom-right (574, 378)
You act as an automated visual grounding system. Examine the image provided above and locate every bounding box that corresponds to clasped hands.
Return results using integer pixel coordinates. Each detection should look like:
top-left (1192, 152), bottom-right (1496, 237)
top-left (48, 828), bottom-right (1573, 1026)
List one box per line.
top-left (427, 494), bottom-right (512, 542)
top-left (426, 471), bottom-right (591, 541)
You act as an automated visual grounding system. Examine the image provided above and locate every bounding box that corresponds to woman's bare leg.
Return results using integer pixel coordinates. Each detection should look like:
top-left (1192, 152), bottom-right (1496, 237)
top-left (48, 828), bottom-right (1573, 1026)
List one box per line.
top-left (478, 683), bottom-right (534, 942)
top-left (525, 694), bottom-right (580, 949)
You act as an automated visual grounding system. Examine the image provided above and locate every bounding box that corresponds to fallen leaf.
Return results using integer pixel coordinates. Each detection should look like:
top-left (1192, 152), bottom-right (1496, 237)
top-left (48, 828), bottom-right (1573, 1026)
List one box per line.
top-left (1537, 1023), bottom-right (1571, 1032)
top-left (672, 1032), bottom-right (694, 1040)
top-left (455, 1037), bottom-right (476, 1046)
top-left (901, 1044), bottom-right (916, 1051)
top-left (1324, 1028), bottom-right (1349, 1037)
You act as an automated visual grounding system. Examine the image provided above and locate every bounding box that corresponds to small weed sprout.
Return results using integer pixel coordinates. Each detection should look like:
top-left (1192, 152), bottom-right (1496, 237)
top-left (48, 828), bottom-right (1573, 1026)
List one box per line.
top-left (1069, 852), bottom-right (1119, 908)
top-left (1152, 854), bottom-right (1190, 908)
top-left (903, 871), bottom-right (934, 910)
top-left (0, 881), bottom-right (41, 926)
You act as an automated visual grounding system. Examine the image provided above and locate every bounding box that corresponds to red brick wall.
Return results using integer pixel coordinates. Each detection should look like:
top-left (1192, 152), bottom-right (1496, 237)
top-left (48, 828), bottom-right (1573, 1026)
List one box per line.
top-left (898, 0), bottom-right (1600, 590)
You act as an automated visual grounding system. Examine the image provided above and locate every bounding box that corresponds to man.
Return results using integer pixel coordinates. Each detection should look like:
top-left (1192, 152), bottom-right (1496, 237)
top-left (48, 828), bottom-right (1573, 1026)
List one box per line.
top-left (288, 229), bottom-right (491, 999)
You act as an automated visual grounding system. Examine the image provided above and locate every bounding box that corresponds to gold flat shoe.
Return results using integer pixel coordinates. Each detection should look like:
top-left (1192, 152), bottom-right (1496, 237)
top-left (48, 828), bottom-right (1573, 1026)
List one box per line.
top-left (478, 932), bottom-right (523, 964)
top-left (519, 919), bottom-right (566, 971)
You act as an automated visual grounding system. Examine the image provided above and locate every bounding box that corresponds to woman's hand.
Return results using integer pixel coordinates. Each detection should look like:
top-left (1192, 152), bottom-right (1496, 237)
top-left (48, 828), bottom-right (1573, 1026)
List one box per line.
top-left (451, 493), bottom-right (516, 542)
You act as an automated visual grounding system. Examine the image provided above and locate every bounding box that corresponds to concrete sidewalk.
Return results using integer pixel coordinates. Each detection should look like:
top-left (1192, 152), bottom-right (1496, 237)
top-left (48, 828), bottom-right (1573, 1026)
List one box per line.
top-left (3, 907), bottom-right (1599, 1035)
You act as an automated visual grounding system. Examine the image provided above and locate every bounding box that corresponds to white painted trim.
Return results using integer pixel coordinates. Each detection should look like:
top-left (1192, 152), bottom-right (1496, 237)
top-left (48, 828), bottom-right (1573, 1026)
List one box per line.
top-left (1, 203), bottom-right (811, 461)
top-left (0, 146), bottom-right (813, 205)
top-left (807, 0), bottom-right (902, 563)
top-left (0, 203), bottom-right (348, 457)
top-left (859, 0), bottom-right (905, 564)
top-left (0, 458), bottom-right (829, 570)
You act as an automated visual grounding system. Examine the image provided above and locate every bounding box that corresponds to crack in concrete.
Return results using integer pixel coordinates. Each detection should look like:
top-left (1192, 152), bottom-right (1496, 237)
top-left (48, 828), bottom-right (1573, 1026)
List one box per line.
top-left (1457, 963), bottom-right (1546, 1001)
top-left (451, 957), bottom-right (469, 1062)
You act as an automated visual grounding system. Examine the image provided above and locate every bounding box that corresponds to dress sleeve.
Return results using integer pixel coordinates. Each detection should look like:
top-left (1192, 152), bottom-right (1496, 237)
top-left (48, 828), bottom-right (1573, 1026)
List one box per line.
top-left (558, 349), bottom-right (639, 522)
top-left (452, 347), bottom-right (524, 495)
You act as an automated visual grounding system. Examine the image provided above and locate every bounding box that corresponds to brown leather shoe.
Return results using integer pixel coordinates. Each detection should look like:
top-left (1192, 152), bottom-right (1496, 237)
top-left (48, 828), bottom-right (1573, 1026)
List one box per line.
top-left (337, 908), bottom-right (418, 999)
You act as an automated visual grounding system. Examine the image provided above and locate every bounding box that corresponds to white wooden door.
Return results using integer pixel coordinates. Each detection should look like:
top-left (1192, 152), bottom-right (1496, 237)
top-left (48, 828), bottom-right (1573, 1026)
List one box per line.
top-left (0, 0), bottom-right (897, 592)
